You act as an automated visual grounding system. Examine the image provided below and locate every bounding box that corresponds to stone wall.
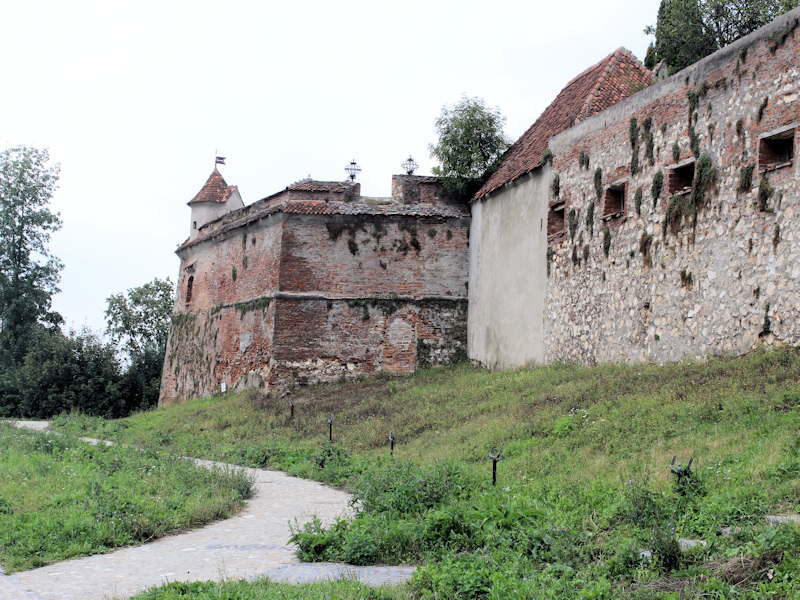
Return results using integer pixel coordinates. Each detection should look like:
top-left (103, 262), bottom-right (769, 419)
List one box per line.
top-left (544, 11), bottom-right (800, 364)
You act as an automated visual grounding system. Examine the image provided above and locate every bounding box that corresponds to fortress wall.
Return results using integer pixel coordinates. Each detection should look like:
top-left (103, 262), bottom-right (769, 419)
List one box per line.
top-left (543, 12), bottom-right (800, 364)
top-left (280, 215), bottom-right (470, 297)
top-left (269, 297), bottom-right (467, 388)
top-left (160, 202), bottom-right (470, 403)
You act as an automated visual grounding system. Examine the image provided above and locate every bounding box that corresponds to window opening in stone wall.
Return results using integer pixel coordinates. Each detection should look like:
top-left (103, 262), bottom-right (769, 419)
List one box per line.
top-left (548, 200), bottom-right (566, 238)
top-left (759, 127), bottom-right (795, 172)
top-left (602, 183), bottom-right (626, 219)
top-left (668, 162), bottom-right (695, 196)
top-left (186, 276), bottom-right (194, 303)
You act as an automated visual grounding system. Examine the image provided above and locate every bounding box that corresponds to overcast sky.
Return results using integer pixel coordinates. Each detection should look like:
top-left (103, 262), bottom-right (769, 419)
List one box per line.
top-left (2, 0), bottom-right (660, 334)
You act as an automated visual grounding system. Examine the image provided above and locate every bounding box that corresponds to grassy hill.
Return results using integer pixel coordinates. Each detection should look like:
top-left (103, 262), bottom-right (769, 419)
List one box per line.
top-left (55, 347), bottom-right (800, 599)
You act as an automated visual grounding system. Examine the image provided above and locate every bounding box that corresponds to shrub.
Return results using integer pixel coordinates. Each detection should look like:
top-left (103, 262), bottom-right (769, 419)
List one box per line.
top-left (353, 459), bottom-right (468, 517)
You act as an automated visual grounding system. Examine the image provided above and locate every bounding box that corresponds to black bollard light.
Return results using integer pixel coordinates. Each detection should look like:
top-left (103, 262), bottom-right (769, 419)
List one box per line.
top-left (328, 418), bottom-right (333, 442)
top-left (389, 433), bottom-right (396, 456)
top-left (290, 401), bottom-right (294, 419)
top-left (489, 447), bottom-right (503, 486)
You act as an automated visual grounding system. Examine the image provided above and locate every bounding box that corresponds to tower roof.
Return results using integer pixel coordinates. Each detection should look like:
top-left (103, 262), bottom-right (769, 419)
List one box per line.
top-left (188, 167), bottom-right (237, 205)
top-left (474, 48), bottom-right (654, 200)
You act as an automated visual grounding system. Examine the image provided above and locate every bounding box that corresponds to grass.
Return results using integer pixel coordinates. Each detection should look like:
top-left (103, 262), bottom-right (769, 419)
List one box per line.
top-left (129, 577), bottom-right (410, 599)
top-left (0, 424), bottom-right (254, 572)
top-left (53, 347), bottom-right (800, 598)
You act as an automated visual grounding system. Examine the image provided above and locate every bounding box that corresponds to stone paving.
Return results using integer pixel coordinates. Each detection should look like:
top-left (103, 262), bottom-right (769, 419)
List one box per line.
top-left (0, 421), bottom-right (416, 599)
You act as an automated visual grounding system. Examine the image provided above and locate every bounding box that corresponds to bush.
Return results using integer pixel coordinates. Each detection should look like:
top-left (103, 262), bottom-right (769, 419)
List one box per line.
top-left (353, 459), bottom-right (469, 517)
top-left (16, 327), bottom-right (124, 418)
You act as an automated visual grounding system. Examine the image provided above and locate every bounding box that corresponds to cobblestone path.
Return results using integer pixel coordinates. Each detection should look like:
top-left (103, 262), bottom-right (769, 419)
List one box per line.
top-left (0, 421), bottom-right (416, 599)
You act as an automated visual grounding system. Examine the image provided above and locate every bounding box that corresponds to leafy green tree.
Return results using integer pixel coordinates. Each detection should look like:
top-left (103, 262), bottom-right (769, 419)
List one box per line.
top-left (648, 0), bottom-right (800, 73)
top-left (700, 0), bottom-right (799, 48)
top-left (16, 327), bottom-right (123, 418)
top-left (429, 96), bottom-right (511, 201)
top-left (654, 0), bottom-right (716, 73)
top-left (105, 277), bottom-right (175, 410)
top-left (105, 277), bottom-right (174, 356)
top-left (0, 146), bottom-right (62, 368)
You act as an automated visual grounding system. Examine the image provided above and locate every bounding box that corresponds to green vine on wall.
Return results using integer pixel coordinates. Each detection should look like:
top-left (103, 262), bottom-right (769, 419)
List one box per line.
top-left (652, 171), bottom-right (664, 208)
top-left (602, 228), bottom-right (611, 257)
top-left (739, 164), bottom-right (755, 192)
top-left (551, 174), bottom-right (561, 198)
top-left (643, 116), bottom-right (655, 165)
top-left (758, 174), bottom-right (775, 211)
top-left (594, 168), bottom-right (603, 201)
top-left (568, 208), bottom-right (579, 240)
top-left (586, 202), bottom-right (595, 237)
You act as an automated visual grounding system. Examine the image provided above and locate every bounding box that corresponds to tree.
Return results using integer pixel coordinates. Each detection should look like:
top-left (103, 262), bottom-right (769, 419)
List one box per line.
top-left (654, 0), bottom-right (716, 73)
top-left (429, 96), bottom-right (511, 201)
top-left (648, 0), bottom-right (800, 73)
top-left (700, 0), bottom-right (799, 48)
top-left (16, 327), bottom-right (123, 418)
top-left (105, 277), bottom-right (174, 356)
top-left (105, 277), bottom-right (175, 410)
top-left (0, 146), bottom-right (62, 367)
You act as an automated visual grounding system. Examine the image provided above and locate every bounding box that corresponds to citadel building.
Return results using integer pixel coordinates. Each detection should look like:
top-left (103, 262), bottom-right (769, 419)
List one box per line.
top-left (162, 9), bottom-right (800, 403)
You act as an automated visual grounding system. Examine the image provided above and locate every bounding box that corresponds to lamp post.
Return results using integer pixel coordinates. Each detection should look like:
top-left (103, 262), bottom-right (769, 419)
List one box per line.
top-left (402, 156), bottom-right (418, 175)
top-left (345, 160), bottom-right (361, 181)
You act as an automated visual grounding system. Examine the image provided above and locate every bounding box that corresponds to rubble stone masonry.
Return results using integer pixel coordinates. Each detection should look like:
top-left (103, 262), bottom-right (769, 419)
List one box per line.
top-left (543, 11), bottom-right (800, 364)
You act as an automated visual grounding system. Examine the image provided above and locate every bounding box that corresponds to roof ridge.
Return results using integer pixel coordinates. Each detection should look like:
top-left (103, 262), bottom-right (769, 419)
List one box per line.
top-left (576, 47), bottom-right (626, 124)
top-left (473, 47), bottom-right (652, 201)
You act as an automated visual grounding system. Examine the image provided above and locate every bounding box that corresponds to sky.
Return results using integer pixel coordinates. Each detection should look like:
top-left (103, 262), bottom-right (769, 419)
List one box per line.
top-left (1, 0), bottom-right (661, 334)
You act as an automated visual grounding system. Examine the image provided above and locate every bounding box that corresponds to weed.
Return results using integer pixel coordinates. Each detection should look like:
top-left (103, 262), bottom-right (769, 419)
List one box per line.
top-left (568, 208), bottom-right (578, 240)
top-left (758, 174), bottom-right (775, 211)
top-left (763, 302), bottom-right (772, 335)
top-left (739, 164), bottom-right (755, 192)
top-left (639, 231), bottom-right (653, 267)
top-left (602, 228), bottom-right (611, 257)
top-left (586, 201), bottom-right (595, 237)
top-left (768, 17), bottom-right (799, 53)
top-left (758, 96), bottom-right (769, 122)
top-left (672, 142), bottom-right (680, 163)
top-left (541, 148), bottom-right (553, 166)
top-left (634, 187), bottom-right (643, 216)
top-left (663, 195), bottom-right (695, 236)
top-left (652, 170), bottom-right (664, 208)
top-left (594, 168), bottom-right (603, 200)
top-left (551, 174), bottom-right (560, 198)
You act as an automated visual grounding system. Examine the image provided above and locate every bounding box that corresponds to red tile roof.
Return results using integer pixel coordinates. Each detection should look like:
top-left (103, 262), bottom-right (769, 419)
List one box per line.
top-left (178, 186), bottom-right (468, 252)
top-left (475, 48), bottom-right (654, 200)
top-left (188, 168), bottom-right (237, 204)
top-left (287, 179), bottom-right (356, 193)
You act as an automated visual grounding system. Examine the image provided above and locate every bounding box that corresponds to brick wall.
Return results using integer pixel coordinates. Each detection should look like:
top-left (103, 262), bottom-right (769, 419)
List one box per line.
top-left (160, 178), bottom-right (470, 404)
